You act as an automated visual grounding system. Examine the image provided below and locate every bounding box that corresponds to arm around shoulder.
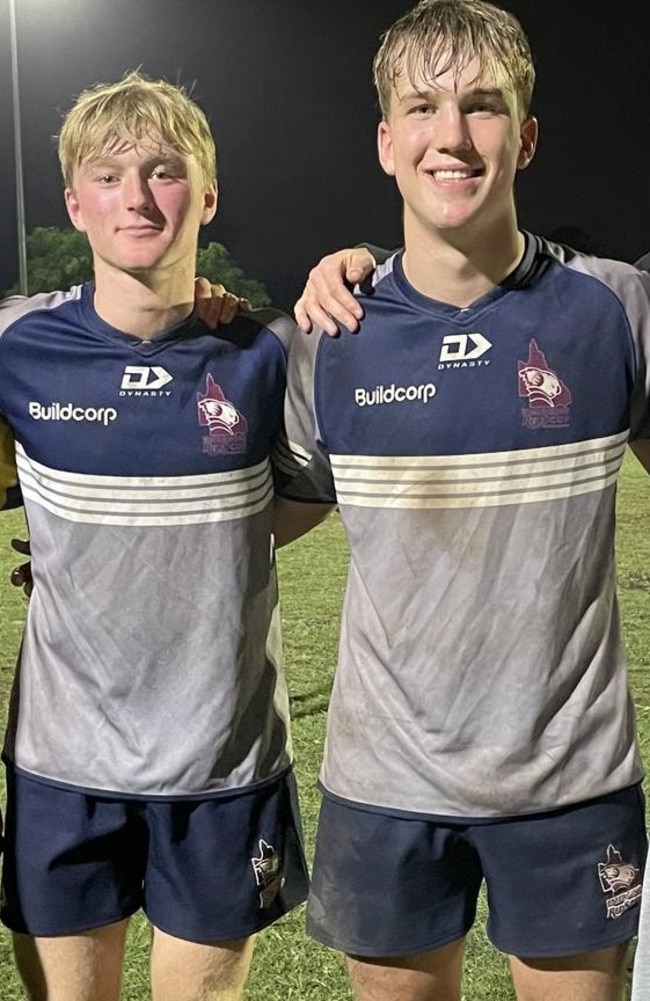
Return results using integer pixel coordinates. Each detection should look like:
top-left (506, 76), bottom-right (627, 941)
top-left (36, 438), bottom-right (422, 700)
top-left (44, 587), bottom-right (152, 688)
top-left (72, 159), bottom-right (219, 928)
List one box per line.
top-left (294, 245), bottom-right (390, 336)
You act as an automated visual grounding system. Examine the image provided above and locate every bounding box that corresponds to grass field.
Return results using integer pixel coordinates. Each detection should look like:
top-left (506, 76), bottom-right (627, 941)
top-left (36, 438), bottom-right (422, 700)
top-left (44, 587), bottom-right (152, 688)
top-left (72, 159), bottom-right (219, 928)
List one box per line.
top-left (0, 452), bottom-right (648, 999)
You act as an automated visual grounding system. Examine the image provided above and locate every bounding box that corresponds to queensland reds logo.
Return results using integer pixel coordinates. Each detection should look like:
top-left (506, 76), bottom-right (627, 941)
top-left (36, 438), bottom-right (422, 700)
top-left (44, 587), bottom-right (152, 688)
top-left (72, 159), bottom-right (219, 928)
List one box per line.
top-left (250, 839), bottom-right (285, 909)
top-left (518, 339), bottom-right (572, 430)
top-left (597, 844), bottom-right (642, 920)
top-left (197, 374), bottom-right (248, 455)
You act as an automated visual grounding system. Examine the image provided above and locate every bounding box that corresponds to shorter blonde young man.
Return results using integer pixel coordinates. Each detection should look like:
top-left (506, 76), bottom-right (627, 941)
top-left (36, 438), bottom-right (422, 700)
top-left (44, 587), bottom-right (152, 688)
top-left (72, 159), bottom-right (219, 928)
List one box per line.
top-left (0, 73), bottom-right (310, 1001)
top-left (282, 2), bottom-right (650, 999)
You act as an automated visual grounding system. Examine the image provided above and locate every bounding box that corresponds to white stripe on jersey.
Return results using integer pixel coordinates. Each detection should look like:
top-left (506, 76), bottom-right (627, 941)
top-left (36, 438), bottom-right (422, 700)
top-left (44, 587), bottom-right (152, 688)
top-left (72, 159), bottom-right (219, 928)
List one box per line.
top-left (327, 431), bottom-right (629, 509)
top-left (16, 444), bottom-right (274, 526)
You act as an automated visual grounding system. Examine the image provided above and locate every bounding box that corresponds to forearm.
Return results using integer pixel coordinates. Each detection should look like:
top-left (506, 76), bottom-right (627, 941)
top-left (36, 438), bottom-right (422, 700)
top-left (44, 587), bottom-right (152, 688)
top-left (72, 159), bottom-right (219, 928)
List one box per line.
top-left (630, 439), bottom-right (650, 474)
top-left (273, 498), bottom-right (335, 548)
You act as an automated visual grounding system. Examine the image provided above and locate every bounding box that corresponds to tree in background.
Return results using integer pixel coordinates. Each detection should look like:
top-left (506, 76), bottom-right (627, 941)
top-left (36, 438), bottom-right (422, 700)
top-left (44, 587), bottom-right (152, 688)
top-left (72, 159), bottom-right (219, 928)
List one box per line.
top-left (4, 227), bottom-right (270, 306)
top-left (5, 227), bottom-right (93, 296)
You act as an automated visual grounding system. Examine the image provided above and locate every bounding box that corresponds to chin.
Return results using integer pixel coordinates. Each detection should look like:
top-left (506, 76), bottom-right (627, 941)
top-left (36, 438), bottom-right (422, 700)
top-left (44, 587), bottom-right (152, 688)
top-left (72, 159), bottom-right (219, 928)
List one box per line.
top-left (429, 216), bottom-right (476, 236)
top-left (120, 257), bottom-right (167, 273)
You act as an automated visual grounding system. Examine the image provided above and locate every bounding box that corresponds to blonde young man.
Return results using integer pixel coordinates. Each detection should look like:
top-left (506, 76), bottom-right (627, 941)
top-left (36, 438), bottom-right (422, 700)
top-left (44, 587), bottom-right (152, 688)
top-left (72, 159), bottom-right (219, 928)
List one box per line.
top-left (280, 2), bottom-right (650, 999)
top-left (0, 73), bottom-right (311, 1001)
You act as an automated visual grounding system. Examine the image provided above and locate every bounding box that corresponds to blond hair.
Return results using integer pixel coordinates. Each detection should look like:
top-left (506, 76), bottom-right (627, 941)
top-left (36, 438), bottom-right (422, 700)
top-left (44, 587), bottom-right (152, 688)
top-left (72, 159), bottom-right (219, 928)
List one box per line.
top-left (373, 0), bottom-right (535, 119)
top-left (58, 71), bottom-right (216, 187)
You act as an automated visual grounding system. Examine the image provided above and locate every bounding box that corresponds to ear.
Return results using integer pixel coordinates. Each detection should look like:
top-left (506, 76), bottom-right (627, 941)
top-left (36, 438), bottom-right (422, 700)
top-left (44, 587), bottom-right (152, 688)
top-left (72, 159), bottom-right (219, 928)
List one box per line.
top-left (201, 182), bottom-right (218, 226)
top-left (517, 116), bottom-right (538, 171)
top-left (377, 120), bottom-right (396, 177)
top-left (65, 187), bottom-right (87, 233)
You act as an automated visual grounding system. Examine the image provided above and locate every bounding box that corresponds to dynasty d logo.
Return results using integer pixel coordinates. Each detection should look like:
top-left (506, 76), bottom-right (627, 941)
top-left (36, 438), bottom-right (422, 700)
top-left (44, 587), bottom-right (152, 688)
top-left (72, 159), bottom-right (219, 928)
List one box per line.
top-left (197, 374), bottom-right (248, 455)
top-left (250, 839), bottom-right (285, 909)
top-left (120, 366), bottom-right (173, 394)
top-left (597, 844), bottom-right (642, 919)
top-left (439, 332), bottom-right (492, 368)
top-left (518, 339), bottom-right (572, 429)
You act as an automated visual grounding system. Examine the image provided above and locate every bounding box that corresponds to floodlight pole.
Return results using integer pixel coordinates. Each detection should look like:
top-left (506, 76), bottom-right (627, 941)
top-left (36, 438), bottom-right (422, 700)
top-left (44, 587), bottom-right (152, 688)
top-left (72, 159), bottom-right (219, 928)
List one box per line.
top-left (9, 0), bottom-right (29, 294)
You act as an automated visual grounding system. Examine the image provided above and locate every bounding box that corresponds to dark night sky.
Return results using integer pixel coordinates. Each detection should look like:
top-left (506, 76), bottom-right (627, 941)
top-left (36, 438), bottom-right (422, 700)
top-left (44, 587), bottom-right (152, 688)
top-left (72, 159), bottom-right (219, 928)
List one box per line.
top-left (0, 0), bottom-right (649, 310)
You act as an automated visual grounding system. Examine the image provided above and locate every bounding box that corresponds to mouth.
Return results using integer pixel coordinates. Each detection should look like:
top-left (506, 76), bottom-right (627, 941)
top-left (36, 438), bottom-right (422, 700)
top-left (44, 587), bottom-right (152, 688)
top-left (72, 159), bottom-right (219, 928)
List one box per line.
top-left (119, 225), bottom-right (164, 235)
top-left (428, 167), bottom-right (483, 182)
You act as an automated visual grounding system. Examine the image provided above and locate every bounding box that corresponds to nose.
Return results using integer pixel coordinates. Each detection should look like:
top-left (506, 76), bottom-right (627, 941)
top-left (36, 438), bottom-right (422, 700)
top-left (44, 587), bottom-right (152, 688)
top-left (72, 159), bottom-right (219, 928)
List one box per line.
top-left (123, 172), bottom-right (154, 212)
top-left (435, 105), bottom-right (472, 154)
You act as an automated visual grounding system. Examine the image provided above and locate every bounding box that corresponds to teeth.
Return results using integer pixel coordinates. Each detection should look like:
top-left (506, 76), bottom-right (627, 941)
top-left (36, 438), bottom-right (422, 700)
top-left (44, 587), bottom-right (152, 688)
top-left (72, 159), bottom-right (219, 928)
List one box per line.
top-left (434, 169), bottom-right (475, 180)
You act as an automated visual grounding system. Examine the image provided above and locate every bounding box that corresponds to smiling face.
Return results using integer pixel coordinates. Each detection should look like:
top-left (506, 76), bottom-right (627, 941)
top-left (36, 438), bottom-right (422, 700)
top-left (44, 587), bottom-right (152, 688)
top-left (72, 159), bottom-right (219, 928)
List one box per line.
top-left (65, 141), bottom-right (217, 279)
top-left (377, 55), bottom-right (537, 245)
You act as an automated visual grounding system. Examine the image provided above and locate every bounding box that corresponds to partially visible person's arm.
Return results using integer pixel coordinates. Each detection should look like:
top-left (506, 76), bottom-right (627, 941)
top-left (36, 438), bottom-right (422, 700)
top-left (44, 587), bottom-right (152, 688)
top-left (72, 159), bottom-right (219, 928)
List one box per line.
top-left (0, 417), bottom-right (31, 595)
top-left (294, 245), bottom-right (392, 335)
top-left (273, 498), bottom-right (335, 548)
top-left (0, 415), bottom-right (18, 511)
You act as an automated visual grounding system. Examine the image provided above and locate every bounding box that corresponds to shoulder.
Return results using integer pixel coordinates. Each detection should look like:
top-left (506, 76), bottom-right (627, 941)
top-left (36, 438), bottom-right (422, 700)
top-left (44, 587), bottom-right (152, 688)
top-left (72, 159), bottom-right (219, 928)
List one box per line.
top-left (0, 286), bottom-right (85, 337)
top-left (567, 254), bottom-right (650, 303)
top-left (211, 306), bottom-right (297, 355)
top-left (536, 238), bottom-right (650, 303)
top-left (246, 306), bottom-right (297, 349)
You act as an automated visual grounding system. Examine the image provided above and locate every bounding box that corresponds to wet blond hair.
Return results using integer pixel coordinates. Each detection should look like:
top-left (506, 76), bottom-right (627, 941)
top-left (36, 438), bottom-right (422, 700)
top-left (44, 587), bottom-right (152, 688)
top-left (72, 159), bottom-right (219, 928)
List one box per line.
top-left (373, 0), bottom-right (535, 119)
top-left (58, 70), bottom-right (216, 187)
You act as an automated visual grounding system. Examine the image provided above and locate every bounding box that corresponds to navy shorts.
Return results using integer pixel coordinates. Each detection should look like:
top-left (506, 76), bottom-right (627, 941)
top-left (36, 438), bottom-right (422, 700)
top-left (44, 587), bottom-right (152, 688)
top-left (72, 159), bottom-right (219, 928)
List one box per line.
top-left (1, 767), bottom-right (309, 941)
top-left (307, 785), bottom-right (647, 959)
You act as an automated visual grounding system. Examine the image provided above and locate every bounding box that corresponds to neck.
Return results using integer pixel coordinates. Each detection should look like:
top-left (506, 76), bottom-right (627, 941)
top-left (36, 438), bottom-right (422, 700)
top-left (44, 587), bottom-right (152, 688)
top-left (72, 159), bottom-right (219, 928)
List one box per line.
top-left (402, 213), bottom-right (525, 308)
top-left (92, 259), bottom-right (196, 339)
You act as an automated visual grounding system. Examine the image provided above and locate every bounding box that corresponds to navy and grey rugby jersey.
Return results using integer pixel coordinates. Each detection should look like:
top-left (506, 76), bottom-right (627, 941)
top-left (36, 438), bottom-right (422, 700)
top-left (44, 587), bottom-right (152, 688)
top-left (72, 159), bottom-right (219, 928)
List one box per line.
top-left (282, 233), bottom-right (650, 819)
top-left (0, 284), bottom-right (297, 799)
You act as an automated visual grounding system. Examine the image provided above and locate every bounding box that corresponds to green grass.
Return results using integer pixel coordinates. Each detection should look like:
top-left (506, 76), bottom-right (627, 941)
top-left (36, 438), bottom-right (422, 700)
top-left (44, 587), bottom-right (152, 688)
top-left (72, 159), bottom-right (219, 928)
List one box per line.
top-left (0, 451), bottom-right (648, 998)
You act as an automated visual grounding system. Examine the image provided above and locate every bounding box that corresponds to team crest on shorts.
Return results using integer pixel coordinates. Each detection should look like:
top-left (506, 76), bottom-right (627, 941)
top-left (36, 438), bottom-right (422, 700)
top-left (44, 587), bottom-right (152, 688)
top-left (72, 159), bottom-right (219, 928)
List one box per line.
top-left (597, 844), bottom-right (642, 919)
top-left (197, 374), bottom-right (248, 455)
top-left (250, 838), bottom-right (285, 909)
top-left (518, 339), bottom-right (572, 430)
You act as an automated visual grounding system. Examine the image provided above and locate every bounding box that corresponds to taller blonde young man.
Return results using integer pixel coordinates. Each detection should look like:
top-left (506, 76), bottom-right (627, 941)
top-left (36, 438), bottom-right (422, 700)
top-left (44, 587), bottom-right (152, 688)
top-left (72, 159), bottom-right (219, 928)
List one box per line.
top-left (0, 73), bottom-right (309, 1001)
top-left (282, 1), bottom-right (650, 999)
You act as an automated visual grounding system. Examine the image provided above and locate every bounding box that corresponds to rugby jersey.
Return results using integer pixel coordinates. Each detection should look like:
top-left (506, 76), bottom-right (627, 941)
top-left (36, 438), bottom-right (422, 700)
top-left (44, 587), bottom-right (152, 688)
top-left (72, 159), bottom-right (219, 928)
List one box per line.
top-left (282, 233), bottom-right (650, 819)
top-left (0, 284), bottom-right (297, 798)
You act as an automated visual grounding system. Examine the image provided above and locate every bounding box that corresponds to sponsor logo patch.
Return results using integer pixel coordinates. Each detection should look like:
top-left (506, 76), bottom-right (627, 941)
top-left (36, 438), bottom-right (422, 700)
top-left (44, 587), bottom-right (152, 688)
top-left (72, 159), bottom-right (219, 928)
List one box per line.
top-left (197, 374), bottom-right (248, 455)
top-left (250, 839), bottom-right (285, 909)
top-left (438, 332), bottom-right (492, 369)
top-left (28, 402), bottom-right (117, 426)
top-left (597, 844), bottom-right (642, 919)
top-left (354, 382), bottom-right (436, 407)
top-left (119, 365), bottom-right (173, 396)
top-left (518, 339), bottom-right (572, 429)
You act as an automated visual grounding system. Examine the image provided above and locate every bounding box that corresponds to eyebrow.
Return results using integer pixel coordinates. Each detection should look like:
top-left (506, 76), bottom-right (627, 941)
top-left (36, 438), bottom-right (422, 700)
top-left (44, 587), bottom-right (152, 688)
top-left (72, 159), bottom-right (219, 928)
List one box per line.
top-left (82, 151), bottom-right (187, 171)
top-left (464, 87), bottom-right (507, 101)
top-left (399, 83), bottom-right (508, 102)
